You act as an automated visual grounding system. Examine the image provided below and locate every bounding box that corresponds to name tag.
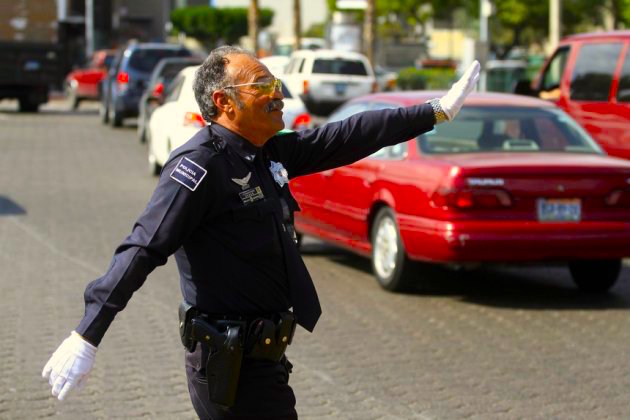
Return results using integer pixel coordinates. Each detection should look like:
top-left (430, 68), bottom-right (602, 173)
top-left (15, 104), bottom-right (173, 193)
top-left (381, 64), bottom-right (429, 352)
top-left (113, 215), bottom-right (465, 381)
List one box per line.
top-left (239, 186), bottom-right (265, 204)
top-left (170, 157), bottom-right (207, 191)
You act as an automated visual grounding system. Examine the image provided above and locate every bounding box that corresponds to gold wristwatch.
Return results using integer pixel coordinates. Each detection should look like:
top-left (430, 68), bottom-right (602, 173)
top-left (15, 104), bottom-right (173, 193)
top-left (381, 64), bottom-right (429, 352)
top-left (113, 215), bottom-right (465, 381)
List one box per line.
top-left (427, 98), bottom-right (448, 124)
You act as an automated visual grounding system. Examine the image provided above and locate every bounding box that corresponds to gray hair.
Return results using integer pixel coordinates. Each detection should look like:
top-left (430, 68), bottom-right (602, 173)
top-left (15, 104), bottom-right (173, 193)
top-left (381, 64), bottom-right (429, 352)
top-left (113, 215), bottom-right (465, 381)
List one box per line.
top-left (193, 46), bottom-right (256, 121)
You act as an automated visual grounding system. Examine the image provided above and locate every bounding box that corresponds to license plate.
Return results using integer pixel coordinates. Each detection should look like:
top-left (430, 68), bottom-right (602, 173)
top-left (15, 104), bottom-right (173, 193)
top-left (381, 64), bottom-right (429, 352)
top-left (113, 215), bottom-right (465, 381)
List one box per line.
top-left (536, 198), bottom-right (581, 222)
top-left (334, 83), bottom-right (347, 95)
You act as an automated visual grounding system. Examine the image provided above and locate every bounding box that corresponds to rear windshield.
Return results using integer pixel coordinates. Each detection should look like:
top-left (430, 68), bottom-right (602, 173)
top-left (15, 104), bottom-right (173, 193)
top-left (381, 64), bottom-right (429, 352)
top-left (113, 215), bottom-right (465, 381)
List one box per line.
top-left (417, 106), bottom-right (602, 155)
top-left (312, 59), bottom-right (368, 76)
top-left (128, 48), bottom-right (190, 73)
top-left (160, 62), bottom-right (198, 83)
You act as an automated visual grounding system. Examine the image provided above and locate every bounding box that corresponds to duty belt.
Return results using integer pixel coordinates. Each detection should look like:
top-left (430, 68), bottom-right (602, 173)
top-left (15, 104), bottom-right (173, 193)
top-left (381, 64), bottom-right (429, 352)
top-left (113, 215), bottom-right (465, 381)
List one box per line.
top-left (179, 302), bottom-right (297, 362)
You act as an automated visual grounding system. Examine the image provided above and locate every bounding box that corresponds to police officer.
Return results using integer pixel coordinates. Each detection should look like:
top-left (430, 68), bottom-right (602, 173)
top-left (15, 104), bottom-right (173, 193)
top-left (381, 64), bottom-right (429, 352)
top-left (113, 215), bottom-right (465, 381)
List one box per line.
top-left (42, 46), bottom-right (480, 419)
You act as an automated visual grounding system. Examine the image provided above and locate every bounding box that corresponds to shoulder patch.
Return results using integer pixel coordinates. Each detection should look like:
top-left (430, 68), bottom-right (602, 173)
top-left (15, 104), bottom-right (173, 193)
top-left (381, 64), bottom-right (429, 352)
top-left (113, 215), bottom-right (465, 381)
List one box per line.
top-left (275, 129), bottom-right (295, 136)
top-left (170, 157), bottom-right (207, 191)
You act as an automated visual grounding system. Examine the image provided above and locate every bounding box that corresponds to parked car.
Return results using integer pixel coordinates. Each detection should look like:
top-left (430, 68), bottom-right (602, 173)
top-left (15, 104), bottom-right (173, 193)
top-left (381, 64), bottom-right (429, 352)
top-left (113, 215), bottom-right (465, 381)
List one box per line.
top-left (283, 49), bottom-right (376, 116)
top-left (138, 56), bottom-right (203, 143)
top-left (290, 91), bottom-right (630, 293)
top-left (259, 55), bottom-right (290, 77)
top-left (64, 49), bottom-right (116, 109)
top-left (516, 31), bottom-right (630, 160)
top-left (147, 67), bottom-right (312, 175)
top-left (374, 65), bottom-right (398, 92)
top-left (100, 42), bottom-right (191, 127)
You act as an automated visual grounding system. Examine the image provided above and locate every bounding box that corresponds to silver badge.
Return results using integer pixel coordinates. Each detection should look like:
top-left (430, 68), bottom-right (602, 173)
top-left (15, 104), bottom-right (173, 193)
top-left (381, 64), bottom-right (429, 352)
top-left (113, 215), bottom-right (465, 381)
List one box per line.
top-left (269, 161), bottom-right (289, 188)
top-left (231, 172), bottom-right (251, 190)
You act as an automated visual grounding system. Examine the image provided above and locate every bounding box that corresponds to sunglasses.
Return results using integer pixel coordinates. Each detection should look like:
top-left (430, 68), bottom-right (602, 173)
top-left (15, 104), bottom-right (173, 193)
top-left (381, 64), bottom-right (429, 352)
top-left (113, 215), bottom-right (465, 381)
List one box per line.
top-left (223, 78), bottom-right (282, 95)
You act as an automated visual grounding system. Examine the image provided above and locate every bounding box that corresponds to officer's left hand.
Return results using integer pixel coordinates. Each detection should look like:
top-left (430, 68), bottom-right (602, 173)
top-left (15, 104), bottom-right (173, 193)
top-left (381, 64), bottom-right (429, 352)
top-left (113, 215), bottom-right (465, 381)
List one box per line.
top-left (439, 60), bottom-right (481, 121)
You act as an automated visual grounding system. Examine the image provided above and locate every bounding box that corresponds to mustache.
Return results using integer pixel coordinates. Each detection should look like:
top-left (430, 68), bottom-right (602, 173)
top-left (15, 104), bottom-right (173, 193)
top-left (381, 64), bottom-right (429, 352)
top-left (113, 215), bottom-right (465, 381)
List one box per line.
top-left (265, 100), bottom-right (284, 112)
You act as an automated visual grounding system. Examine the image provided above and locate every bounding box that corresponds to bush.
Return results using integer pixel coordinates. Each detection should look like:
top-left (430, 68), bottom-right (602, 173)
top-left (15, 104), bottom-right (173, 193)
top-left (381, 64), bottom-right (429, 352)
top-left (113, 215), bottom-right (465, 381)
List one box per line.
top-left (171, 6), bottom-right (273, 47)
top-left (397, 67), bottom-right (456, 91)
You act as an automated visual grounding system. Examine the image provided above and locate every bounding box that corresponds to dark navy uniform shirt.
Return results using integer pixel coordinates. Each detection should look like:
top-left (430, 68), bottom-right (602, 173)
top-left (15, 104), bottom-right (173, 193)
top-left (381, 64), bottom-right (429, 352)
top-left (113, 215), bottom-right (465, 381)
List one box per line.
top-left (76, 104), bottom-right (436, 346)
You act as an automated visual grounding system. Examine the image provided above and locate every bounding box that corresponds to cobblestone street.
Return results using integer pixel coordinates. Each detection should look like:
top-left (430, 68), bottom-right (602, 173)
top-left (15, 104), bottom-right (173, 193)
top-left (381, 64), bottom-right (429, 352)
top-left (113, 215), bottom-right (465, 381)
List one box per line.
top-left (1, 101), bottom-right (630, 419)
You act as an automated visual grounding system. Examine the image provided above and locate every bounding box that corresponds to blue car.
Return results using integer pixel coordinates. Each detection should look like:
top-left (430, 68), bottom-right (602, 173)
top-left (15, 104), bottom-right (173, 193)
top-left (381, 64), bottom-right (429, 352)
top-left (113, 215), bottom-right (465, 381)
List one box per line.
top-left (100, 42), bottom-right (191, 127)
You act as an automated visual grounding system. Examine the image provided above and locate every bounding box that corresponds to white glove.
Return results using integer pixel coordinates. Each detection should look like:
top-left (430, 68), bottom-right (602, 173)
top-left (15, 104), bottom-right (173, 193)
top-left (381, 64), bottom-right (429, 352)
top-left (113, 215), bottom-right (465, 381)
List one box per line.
top-left (42, 331), bottom-right (97, 401)
top-left (439, 60), bottom-right (481, 121)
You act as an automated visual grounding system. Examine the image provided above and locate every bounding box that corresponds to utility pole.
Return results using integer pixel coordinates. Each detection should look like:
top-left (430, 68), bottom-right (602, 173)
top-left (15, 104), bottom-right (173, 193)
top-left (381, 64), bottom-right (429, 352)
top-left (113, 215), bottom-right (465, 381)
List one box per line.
top-left (549, 0), bottom-right (561, 53)
top-left (248, 0), bottom-right (259, 55)
top-left (85, 0), bottom-right (94, 58)
top-left (364, 0), bottom-right (375, 67)
top-left (479, 0), bottom-right (492, 91)
top-left (293, 0), bottom-right (301, 52)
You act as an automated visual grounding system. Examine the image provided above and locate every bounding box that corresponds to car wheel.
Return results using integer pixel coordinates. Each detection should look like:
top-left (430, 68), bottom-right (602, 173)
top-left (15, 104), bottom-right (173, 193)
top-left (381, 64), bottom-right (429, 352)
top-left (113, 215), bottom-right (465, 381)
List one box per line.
top-left (100, 100), bottom-right (109, 124)
top-left (65, 83), bottom-right (79, 110)
top-left (371, 207), bottom-right (417, 292)
top-left (109, 107), bottom-right (122, 127)
top-left (568, 259), bottom-right (621, 293)
top-left (147, 130), bottom-right (161, 176)
top-left (18, 97), bottom-right (39, 112)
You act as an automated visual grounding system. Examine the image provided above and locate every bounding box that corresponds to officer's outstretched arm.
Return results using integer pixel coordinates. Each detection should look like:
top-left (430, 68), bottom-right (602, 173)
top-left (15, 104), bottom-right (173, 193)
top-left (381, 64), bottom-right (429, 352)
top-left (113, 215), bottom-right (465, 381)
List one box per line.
top-left (42, 331), bottom-right (96, 401)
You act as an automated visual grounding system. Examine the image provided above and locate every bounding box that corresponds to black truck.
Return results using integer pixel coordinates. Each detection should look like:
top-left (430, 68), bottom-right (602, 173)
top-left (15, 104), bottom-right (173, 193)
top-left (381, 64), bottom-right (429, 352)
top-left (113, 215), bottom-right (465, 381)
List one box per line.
top-left (0, 41), bottom-right (63, 112)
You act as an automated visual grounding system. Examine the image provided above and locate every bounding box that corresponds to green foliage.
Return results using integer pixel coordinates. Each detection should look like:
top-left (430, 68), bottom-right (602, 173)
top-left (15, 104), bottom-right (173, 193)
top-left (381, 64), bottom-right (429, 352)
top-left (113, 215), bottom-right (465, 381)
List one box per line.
top-left (303, 22), bottom-right (326, 38)
top-left (397, 67), bottom-right (455, 90)
top-left (170, 6), bottom-right (274, 46)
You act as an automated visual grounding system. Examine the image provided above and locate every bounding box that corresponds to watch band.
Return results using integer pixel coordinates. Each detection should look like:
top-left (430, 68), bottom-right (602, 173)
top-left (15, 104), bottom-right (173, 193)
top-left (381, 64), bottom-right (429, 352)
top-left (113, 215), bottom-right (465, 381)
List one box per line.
top-left (427, 98), bottom-right (449, 124)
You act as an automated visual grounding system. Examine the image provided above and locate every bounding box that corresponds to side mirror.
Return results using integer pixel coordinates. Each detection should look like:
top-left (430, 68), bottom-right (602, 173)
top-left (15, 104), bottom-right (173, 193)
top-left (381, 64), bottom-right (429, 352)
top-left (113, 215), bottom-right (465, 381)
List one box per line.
top-left (514, 79), bottom-right (535, 96)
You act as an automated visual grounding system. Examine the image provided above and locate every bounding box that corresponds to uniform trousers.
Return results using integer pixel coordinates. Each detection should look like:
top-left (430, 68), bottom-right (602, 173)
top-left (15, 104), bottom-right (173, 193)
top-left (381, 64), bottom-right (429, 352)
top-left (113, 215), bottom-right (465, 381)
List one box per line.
top-left (185, 343), bottom-right (298, 420)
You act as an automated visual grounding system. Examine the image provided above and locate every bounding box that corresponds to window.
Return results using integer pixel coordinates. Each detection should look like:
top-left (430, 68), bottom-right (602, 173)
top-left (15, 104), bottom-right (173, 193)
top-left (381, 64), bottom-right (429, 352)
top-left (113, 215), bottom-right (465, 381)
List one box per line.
top-left (312, 59), bottom-right (368, 76)
top-left (164, 75), bottom-right (184, 103)
top-left (570, 43), bottom-right (622, 101)
top-left (327, 102), bottom-right (370, 123)
top-left (418, 107), bottom-right (602, 155)
top-left (128, 48), bottom-right (190, 72)
top-left (540, 47), bottom-right (569, 92)
top-left (617, 49), bottom-right (630, 102)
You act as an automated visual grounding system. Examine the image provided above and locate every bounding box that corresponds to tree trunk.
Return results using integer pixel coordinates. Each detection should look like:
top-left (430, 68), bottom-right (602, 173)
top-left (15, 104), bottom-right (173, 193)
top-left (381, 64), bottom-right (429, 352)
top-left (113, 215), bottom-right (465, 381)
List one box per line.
top-left (293, 0), bottom-right (301, 52)
top-left (364, 0), bottom-right (375, 66)
top-left (249, 0), bottom-right (259, 55)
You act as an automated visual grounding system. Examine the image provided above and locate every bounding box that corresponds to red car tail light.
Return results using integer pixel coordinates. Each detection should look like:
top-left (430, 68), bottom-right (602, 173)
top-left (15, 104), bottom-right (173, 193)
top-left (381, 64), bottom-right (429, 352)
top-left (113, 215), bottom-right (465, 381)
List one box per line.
top-left (183, 112), bottom-right (206, 128)
top-left (431, 187), bottom-right (513, 209)
top-left (303, 80), bottom-right (309, 95)
top-left (292, 112), bottom-right (311, 130)
top-left (152, 82), bottom-right (164, 96)
top-left (116, 71), bottom-right (129, 85)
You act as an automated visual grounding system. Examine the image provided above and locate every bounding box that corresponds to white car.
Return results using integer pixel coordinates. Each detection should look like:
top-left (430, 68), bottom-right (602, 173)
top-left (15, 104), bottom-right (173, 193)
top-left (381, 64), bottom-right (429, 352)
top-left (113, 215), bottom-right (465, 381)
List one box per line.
top-left (259, 55), bottom-right (290, 78)
top-left (147, 66), bottom-right (312, 175)
top-left (282, 49), bottom-right (376, 115)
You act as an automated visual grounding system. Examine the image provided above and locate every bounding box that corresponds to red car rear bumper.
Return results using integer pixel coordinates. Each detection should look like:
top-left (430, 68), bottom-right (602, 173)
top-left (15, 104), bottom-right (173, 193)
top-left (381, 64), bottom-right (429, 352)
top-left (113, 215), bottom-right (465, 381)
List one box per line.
top-left (400, 215), bottom-right (630, 262)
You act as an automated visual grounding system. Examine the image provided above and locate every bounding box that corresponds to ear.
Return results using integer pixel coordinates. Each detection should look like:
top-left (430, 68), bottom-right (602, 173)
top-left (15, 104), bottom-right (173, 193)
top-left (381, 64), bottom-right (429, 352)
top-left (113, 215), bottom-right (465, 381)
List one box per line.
top-left (212, 90), bottom-right (234, 115)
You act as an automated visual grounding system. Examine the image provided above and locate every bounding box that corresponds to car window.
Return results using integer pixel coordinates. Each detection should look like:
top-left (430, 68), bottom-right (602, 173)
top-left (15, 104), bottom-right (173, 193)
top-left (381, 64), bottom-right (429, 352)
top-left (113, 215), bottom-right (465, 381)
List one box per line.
top-left (312, 59), bottom-right (368, 76)
top-left (161, 62), bottom-right (198, 84)
top-left (285, 58), bottom-right (298, 74)
top-left (164, 74), bottom-right (185, 103)
top-left (128, 48), bottom-right (190, 73)
top-left (540, 47), bottom-right (569, 92)
top-left (327, 102), bottom-right (370, 122)
top-left (104, 54), bottom-right (116, 69)
top-left (617, 48), bottom-right (630, 102)
top-left (281, 82), bottom-right (292, 99)
top-left (418, 106), bottom-right (602, 155)
top-left (570, 42), bottom-right (622, 101)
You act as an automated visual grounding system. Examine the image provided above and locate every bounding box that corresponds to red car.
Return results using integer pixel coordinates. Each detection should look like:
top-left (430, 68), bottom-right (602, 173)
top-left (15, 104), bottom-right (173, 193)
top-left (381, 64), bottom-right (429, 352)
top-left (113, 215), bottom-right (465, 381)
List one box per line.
top-left (64, 49), bottom-right (117, 109)
top-left (290, 91), bottom-right (630, 293)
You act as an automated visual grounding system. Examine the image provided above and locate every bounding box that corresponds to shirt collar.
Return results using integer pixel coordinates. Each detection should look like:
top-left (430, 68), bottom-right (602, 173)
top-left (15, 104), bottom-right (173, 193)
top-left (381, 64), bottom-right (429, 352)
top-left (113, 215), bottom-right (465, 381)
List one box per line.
top-left (210, 123), bottom-right (260, 162)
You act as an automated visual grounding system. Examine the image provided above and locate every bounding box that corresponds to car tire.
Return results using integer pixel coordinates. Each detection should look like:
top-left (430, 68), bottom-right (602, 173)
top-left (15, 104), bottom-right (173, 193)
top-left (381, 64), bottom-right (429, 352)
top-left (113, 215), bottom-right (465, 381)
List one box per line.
top-left (147, 130), bottom-right (161, 176)
top-left (109, 107), bottom-right (123, 127)
top-left (18, 97), bottom-right (39, 113)
top-left (100, 100), bottom-right (109, 124)
top-left (138, 120), bottom-right (146, 144)
top-left (568, 259), bottom-right (621, 293)
top-left (371, 207), bottom-right (417, 292)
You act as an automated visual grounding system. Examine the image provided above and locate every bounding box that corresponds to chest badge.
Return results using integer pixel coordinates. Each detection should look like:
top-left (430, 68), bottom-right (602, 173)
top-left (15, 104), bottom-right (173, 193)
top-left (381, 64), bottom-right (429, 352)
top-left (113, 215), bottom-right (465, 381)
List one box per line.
top-left (231, 172), bottom-right (251, 190)
top-left (269, 161), bottom-right (289, 188)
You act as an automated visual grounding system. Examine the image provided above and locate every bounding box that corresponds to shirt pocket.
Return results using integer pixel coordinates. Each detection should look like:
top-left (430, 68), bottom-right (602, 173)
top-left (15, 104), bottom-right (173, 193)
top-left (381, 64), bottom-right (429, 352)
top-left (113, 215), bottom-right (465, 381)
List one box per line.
top-left (229, 200), bottom-right (283, 257)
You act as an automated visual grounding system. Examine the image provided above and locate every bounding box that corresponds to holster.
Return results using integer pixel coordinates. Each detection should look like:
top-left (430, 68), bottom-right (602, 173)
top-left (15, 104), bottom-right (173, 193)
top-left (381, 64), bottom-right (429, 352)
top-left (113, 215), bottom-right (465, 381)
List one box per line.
top-left (179, 302), bottom-right (244, 408)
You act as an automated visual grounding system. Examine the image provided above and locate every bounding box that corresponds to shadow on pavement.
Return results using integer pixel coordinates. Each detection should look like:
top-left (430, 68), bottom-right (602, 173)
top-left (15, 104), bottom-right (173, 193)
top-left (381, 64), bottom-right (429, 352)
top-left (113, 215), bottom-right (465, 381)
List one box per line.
top-left (0, 196), bottom-right (26, 216)
top-left (300, 239), bottom-right (630, 311)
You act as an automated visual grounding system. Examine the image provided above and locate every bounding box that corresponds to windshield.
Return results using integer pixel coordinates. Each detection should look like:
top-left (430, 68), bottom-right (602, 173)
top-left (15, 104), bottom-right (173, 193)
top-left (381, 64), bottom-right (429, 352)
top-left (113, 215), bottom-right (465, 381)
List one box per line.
top-left (418, 106), bottom-right (603, 155)
top-left (312, 59), bottom-right (368, 75)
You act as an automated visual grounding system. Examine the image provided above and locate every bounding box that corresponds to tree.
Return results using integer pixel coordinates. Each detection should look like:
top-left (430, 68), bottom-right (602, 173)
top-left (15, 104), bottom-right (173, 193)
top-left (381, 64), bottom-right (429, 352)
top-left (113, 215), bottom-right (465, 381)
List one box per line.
top-left (170, 6), bottom-right (273, 49)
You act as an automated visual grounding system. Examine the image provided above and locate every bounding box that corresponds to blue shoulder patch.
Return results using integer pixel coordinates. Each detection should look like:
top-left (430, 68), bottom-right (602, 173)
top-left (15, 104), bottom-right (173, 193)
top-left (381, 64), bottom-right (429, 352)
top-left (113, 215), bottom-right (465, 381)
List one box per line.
top-left (170, 157), bottom-right (207, 191)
